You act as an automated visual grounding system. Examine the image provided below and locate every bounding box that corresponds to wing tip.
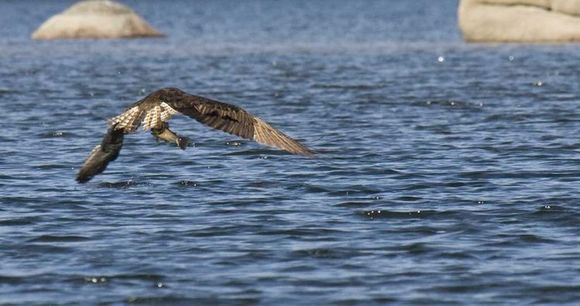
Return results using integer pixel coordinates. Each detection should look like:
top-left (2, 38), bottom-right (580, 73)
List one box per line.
top-left (76, 128), bottom-right (124, 184)
top-left (76, 173), bottom-right (91, 184)
top-left (292, 145), bottom-right (316, 157)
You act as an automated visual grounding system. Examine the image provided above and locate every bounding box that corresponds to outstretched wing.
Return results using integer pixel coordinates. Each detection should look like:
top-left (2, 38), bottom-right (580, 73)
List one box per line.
top-left (167, 94), bottom-right (315, 156)
top-left (76, 127), bottom-right (124, 183)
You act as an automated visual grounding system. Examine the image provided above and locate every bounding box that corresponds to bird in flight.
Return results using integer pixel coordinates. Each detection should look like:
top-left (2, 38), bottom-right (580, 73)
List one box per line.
top-left (76, 87), bottom-right (314, 183)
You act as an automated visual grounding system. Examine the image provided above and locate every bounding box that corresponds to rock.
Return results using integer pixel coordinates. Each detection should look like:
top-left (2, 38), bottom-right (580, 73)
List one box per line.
top-left (552, 0), bottom-right (580, 16)
top-left (459, 0), bottom-right (580, 42)
top-left (478, 0), bottom-right (550, 7)
top-left (32, 0), bottom-right (162, 40)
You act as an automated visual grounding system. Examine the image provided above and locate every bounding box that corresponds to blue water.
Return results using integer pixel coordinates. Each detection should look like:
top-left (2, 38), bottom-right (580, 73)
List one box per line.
top-left (1, 0), bottom-right (579, 304)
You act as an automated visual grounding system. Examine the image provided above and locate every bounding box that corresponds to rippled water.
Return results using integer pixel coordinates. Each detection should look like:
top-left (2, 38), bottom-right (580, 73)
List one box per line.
top-left (1, 0), bottom-right (579, 304)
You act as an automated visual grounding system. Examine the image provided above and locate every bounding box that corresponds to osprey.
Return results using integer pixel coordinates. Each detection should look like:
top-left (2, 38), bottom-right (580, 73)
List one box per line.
top-left (76, 88), bottom-right (314, 183)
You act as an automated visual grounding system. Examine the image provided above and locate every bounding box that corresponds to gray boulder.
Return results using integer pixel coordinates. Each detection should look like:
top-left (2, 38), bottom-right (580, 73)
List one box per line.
top-left (459, 0), bottom-right (580, 42)
top-left (32, 0), bottom-right (162, 40)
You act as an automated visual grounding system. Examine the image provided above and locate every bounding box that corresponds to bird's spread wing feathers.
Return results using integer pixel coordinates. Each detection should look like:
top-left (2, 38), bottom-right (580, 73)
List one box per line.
top-left (76, 127), bottom-right (124, 183)
top-left (109, 106), bottom-right (143, 133)
top-left (167, 95), bottom-right (314, 156)
top-left (252, 117), bottom-right (313, 155)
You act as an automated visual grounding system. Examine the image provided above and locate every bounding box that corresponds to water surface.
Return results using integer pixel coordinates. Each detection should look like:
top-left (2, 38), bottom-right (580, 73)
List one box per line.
top-left (0, 0), bottom-right (579, 304)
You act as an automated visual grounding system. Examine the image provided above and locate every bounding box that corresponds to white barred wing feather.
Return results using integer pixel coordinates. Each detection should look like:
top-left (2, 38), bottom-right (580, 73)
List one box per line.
top-left (110, 102), bottom-right (178, 132)
top-left (109, 106), bottom-right (143, 133)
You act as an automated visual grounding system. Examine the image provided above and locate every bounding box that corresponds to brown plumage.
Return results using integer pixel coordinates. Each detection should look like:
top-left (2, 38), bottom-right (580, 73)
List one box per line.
top-left (76, 87), bottom-right (314, 183)
top-left (76, 127), bottom-right (124, 183)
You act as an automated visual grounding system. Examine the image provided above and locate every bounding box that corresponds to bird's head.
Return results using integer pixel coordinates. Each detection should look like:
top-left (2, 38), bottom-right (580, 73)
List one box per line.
top-left (147, 87), bottom-right (186, 103)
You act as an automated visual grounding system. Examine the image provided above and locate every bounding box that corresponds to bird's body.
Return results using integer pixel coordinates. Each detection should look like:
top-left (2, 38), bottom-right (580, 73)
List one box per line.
top-left (76, 88), bottom-right (314, 183)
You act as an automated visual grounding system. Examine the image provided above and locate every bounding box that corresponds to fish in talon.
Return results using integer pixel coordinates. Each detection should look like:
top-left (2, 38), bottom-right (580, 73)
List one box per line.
top-left (151, 123), bottom-right (190, 150)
